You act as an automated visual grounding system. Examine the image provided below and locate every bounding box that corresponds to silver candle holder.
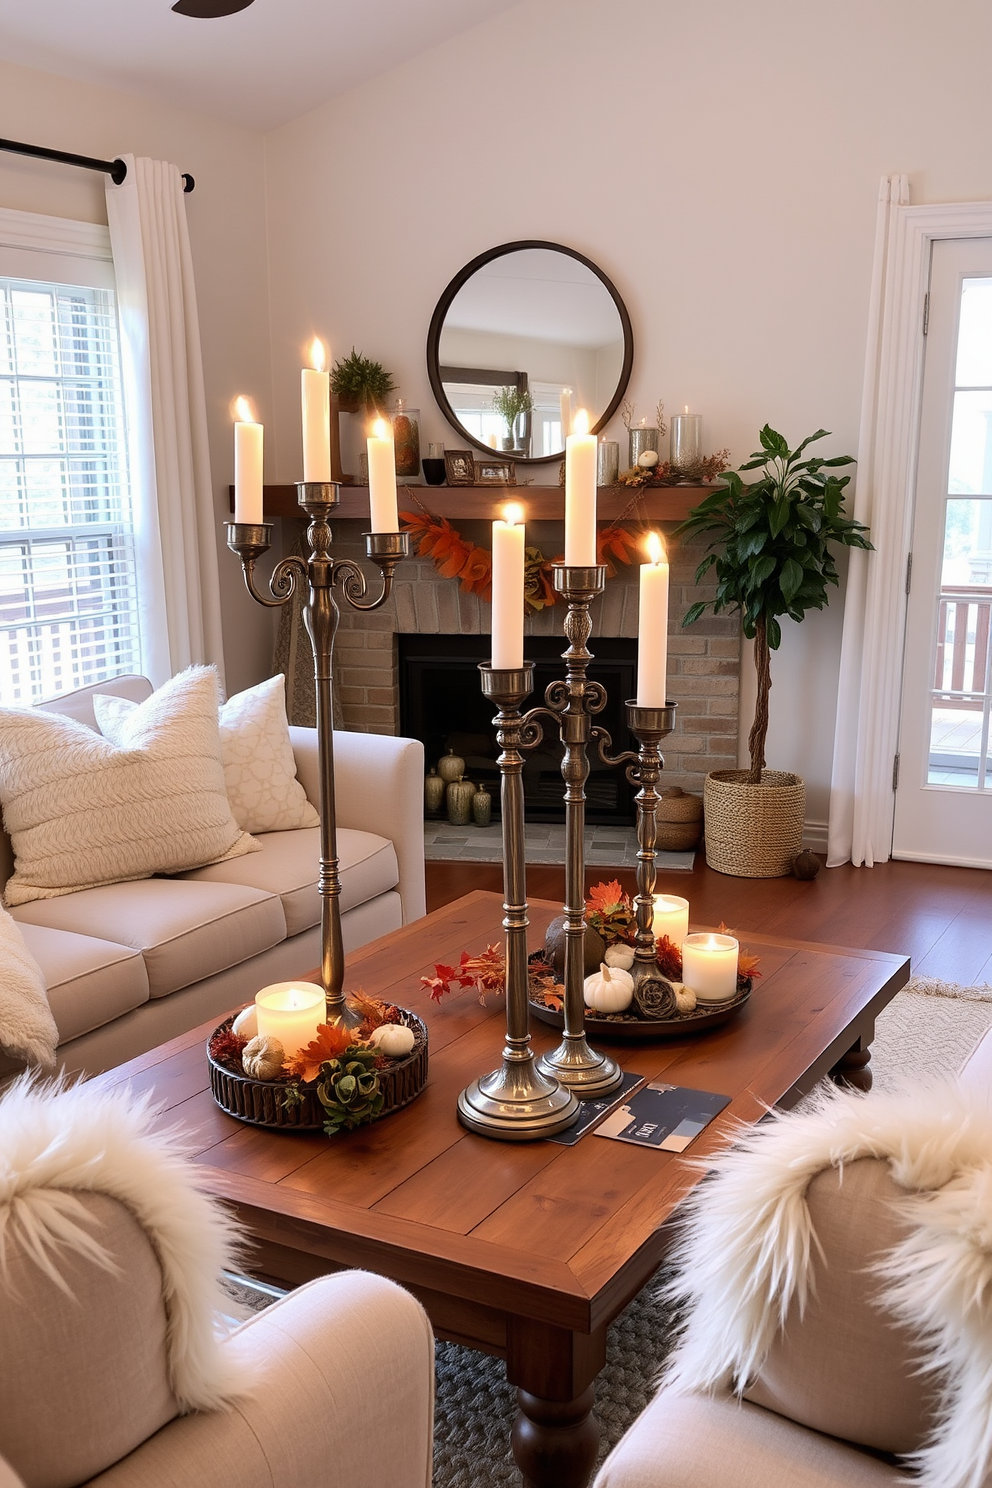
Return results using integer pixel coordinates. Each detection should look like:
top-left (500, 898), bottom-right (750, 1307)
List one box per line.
top-left (226, 483), bottom-right (409, 1029)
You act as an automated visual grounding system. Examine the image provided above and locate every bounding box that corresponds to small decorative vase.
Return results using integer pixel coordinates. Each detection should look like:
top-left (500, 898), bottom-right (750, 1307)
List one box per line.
top-left (597, 440), bottom-right (620, 485)
top-left (392, 401), bottom-right (421, 478)
top-left (447, 776), bottom-right (476, 826)
top-left (438, 749), bottom-right (465, 784)
top-left (628, 425), bottom-right (661, 466)
top-left (424, 768), bottom-right (445, 816)
top-left (472, 787), bottom-right (492, 827)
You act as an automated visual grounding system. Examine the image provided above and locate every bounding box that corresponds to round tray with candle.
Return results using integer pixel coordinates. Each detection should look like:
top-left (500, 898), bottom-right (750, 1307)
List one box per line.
top-left (528, 970), bottom-right (752, 1042)
top-left (206, 982), bottom-right (428, 1132)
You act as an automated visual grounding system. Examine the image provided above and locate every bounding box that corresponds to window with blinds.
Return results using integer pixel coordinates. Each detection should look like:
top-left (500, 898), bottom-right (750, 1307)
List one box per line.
top-left (0, 273), bottom-right (139, 706)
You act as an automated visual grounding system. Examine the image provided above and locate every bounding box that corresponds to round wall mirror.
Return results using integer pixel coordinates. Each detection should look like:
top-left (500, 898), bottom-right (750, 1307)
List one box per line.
top-left (426, 240), bottom-right (633, 465)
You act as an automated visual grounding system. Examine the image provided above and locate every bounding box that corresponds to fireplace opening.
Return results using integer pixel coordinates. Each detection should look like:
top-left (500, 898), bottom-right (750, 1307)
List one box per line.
top-left (399, 633), bottom-right (638, 824)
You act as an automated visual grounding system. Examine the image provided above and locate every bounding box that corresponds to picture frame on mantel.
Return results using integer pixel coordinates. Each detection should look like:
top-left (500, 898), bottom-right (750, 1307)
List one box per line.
top-left (475, 460), bottom-right (516, 486)
top-left (444, 450), bottom-right (476, 486)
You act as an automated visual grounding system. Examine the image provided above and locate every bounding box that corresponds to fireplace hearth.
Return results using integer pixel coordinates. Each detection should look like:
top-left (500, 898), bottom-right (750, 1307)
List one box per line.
top-left (399, 634), bottom-right (638, 824)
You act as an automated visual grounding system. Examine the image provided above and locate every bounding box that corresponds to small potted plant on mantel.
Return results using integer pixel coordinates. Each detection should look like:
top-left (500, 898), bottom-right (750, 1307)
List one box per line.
top-left (678, 425), bottom-right (871, 878)
top-left (330, 348), bottom-right (396, 417)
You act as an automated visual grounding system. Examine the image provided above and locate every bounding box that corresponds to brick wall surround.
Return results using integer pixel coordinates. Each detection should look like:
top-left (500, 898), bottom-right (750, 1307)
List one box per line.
top-left (330, 520), bottom-right (739, 796)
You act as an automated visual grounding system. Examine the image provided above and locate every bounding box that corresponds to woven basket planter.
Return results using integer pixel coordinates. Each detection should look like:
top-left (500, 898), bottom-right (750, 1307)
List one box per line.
top-left (208, 1008), bottom-right (429, 1131)
top-left (657, 787), bottom-right (704, 851)
top-left (703, 770), bottom-right (805, 878)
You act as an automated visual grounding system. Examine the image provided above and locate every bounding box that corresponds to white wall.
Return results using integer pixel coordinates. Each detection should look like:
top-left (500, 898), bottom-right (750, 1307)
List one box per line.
top-left (0, 58), bottom-right (275, 694)
top-left (262, 0), bottom-right (992, 821)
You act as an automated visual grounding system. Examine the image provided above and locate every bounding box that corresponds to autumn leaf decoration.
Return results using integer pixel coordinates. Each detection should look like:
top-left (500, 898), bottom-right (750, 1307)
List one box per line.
top-left (585, 879), bottom-right (636, 945)
top-left (422, 943), bottom-right (507, 1005)
top-left (717, 923), bottom-right (762, 980)
top-left (288, 1022), bottom-right (357, 1083)
top-left (400, 507), bottom-right (637, 613)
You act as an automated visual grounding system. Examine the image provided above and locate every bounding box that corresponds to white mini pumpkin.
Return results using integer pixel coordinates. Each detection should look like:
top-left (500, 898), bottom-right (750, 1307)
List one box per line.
top-left (242, 1034), bottom-right (286, 1081)
top-left (604, 943), bottom-right (635, 971)
top-left (368, 1023), bottom-right (415, 1058)
top-left (584, 962), bottom-right (634, 1013)
top-left (232, 1005), bottom-right (259, 1040)
top-left (672, 982), bottom-right (697, 1014)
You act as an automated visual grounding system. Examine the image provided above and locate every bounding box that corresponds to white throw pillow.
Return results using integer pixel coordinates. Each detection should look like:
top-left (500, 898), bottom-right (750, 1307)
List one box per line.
top-left (0, 666), bottom-right (257, 907)
top-left (97, 673), bottom-right (319, 835)
top-left (0, 905), bottom-right (58, 1065)
top-left (218, 675), bottom-right (319, 833)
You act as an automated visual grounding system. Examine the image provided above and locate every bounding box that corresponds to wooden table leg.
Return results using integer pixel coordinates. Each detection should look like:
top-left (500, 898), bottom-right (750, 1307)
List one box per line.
top-left (830, 1028), bottom-right (874, 1091)
top-left (506, 1317), bottom-right (606, 1488)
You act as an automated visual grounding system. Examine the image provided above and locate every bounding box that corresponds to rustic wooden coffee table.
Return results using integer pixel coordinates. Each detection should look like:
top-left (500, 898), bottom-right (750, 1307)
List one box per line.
top-left (94, 891), bottom-right (909, 1488)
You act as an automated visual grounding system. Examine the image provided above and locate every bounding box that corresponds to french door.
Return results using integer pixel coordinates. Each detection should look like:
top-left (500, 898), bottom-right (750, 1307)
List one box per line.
top-left (893, 237), bottom-right (992, 866)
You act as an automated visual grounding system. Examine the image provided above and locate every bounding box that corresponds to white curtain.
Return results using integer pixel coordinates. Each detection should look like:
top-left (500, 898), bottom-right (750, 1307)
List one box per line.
top-left (826, 175), bottom-right (910, 867)
top-left (106, 155), bottom-right (225, 688)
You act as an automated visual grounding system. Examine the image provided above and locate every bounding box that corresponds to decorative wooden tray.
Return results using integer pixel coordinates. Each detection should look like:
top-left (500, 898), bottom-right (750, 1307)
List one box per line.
top-left (529, 982), bottom-right (751, 1043)
top-left (207, 1007), bottom-right (429, 1130)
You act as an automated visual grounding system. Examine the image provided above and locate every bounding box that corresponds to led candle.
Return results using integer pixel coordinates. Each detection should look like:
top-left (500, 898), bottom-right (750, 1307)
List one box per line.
top-left (367, 417), bottom-right (399, 532)
top-left (670, 406), bottom-right (703, 470)
top-left (681, 932), bottom-right (739, 1004)
top-left (565, 408), bottom-right (597, 566)
top-left (301, 338), bottom-right (331, 481)
top-left (254, 981), bottom-right (325, 1059)
top-left (636, 531), bottom-right (669, 706)
top-left (652, 894), bottom-right (689, 949)
top-left (233, 396), bottom-right (263, 524)
top-left (491, 502), bottom-right (525, 670)
top-left (559, 387), bottom-right (572, 441)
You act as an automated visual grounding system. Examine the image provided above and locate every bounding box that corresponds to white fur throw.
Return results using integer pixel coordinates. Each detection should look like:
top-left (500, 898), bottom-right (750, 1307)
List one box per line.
top-left (0, 906), bottom-right (57, 1066)
top-left (0, 1076), bottom-right (251, 1412)
top-left (0, 665), bottom-right (258, 906)
top-left (661, 1081), bottom-right (992, 1488)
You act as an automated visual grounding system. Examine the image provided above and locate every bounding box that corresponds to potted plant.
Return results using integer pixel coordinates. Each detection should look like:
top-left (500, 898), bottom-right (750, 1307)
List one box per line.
top-left (678, 425), bottom-right (871, 877)
top-left (491, 384), bottom-right (534, 452)
top-left (330, 348), bottom-right (396, 416)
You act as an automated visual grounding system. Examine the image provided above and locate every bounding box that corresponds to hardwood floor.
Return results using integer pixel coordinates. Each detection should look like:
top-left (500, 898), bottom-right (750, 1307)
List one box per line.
top-left (426, 856), bottom-right (992, 986)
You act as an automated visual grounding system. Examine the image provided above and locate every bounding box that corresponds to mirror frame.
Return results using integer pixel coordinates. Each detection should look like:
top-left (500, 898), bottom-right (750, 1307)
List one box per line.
top-left (426, 239), bottom-right (634, 466)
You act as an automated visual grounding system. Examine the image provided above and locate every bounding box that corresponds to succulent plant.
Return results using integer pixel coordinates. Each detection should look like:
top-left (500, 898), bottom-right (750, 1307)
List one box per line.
top-left (330, 349), bottom-right (396, 413)
top-left (316, 1048), bottom-right (384, 1135)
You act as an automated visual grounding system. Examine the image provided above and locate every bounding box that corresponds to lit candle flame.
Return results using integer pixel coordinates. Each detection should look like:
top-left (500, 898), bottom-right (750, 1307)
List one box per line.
top-left (646, 531), bottom-right (666, 565)
top-left (372, 417), bottom-right (390, 440)
top-left (307, 337), bottom-right (327, 373)
top-left (573, 408), bottom-right (590, 436)
top-left (503, 502), bottom-right (524, 525)
top-left (233, 395), bottom-right (255, 423)
top-left (683, 404), bottom-right (690, 415)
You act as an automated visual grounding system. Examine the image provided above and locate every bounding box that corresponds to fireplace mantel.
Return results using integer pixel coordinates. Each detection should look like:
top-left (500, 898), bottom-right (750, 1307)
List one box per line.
top-left (228, 484), bottom-right (719, 522)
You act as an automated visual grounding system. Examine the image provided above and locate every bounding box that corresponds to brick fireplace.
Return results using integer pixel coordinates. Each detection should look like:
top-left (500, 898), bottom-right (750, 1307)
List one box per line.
top-left (329, 518), bottom-right (740, 797)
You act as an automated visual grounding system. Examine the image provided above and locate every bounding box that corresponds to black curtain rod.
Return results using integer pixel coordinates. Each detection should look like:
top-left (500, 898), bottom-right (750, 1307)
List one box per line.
top-left (0, 137), bottom-right (195, 193)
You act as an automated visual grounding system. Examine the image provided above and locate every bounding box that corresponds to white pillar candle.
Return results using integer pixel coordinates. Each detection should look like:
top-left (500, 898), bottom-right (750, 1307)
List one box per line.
top-left (681, 932), bottom-right (739, 1004)
top-left (301, 338), bottom-right (331, 482)
top-left (559, 387), bottom-right (572, 441)
top-left (233, 396), bottom-right (263, 524)
top-left (367, 417), bottom-right (399, 532)
top-left (491, 502), bottom-right (525, 670)
top-left (652, 894), bottom-right (689, 948)
top-left (565, 407), bottom-right (597, 566)
top-left (636, 531), bottom-right (669, 706)
top-left (254, 981), bottom-right (326, 1060)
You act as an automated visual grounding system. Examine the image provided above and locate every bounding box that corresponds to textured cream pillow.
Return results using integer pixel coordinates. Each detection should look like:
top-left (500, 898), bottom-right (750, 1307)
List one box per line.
top-left (97, 673), bottom-right (319, 835)
top-left (218, 675), bottom-right (319, 833)
top-left (0, 666), bottom-right (257, 907)
top-left (0, 905), bottom-right (58, 1065)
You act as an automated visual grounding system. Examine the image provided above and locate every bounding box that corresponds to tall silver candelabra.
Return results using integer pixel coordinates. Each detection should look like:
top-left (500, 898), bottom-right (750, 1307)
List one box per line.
top-left (226, 482), bottom-right (409, 1029)
top-left (458, 562), bottom-right (677, 1141)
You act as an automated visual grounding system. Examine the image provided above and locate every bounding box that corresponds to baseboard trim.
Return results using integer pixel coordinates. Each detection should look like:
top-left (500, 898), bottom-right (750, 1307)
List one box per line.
top-left (802, 819), bottom-right (828, 854)
top-left (891, 849), bottom-right (992, 870)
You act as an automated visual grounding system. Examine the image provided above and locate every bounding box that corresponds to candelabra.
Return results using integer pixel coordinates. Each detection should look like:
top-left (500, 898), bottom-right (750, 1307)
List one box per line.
top-left (458, 562), bottom-right (678, 1140)
top-left (226, 483), bottom-right (409, 1028)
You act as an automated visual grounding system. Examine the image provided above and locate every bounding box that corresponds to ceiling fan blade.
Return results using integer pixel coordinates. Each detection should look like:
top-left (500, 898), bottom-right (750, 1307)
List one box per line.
top-left (171, 0), bottom-right (254, 15)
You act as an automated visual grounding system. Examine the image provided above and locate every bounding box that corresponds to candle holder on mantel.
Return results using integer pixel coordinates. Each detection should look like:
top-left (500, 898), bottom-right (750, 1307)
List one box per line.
top-left (226, 482), bottom-right (409, 1029)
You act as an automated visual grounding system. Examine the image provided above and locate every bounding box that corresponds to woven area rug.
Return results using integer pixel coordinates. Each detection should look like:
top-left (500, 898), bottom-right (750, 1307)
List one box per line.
top-left (221, 973), bottom-right (992, 1488)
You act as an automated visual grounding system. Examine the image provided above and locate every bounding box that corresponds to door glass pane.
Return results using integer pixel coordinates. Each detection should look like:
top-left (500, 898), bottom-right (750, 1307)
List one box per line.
top-left (928, 274), bottom-right (992, 789)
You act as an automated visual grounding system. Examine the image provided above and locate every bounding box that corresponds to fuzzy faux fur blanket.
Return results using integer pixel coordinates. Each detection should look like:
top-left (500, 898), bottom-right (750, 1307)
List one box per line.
top-left (0, 904), bottom-right (57, 1066)
top-left (662, 1081), bottom-right (992, 1488)
top-left (0, 1076), bottom-right (250, 1411)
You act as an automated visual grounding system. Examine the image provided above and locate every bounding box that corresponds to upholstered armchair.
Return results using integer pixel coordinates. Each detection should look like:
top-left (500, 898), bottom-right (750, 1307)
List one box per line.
top-left (0, 1078), bottom-right (434, 1488)
top-left (595, 1037), bottom-right (992, 1488)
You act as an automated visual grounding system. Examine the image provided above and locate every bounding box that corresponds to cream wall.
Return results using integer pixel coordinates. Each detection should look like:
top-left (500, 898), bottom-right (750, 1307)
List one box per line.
top-left (263, 0), bottom-right (992, 825)
top-left (0, 58), bottom-right (275, 694)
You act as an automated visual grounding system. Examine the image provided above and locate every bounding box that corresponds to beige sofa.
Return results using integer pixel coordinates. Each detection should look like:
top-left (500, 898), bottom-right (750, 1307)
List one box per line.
top-left (0, 675), bottom-right (426, 1077)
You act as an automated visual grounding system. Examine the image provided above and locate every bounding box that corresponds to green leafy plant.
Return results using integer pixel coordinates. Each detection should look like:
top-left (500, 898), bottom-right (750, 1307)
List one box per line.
top-left (316, 1048), bottom-right (384, 1136)
top-left (330, 349), bottom-right (396, 413)
top-left (678, 426), bottom-right (871, 784)
top-left (491, 384), bottom-right (533, 437)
